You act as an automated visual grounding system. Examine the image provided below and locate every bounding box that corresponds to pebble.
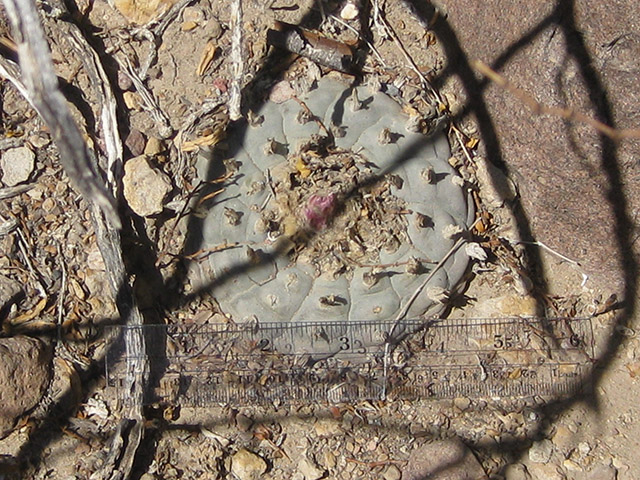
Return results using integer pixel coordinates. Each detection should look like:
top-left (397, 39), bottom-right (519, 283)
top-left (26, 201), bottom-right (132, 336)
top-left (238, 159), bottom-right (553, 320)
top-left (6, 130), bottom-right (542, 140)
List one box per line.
top-left (206, 16), bottom-right (223, 40)
top-left (313, 418), bottom-right (342, 437)
top-left (230, 449), bottom-right (267, 480)
top-left (526, 463), bottom-right (564, 480)
top-left (0, 274), bottom-right (22, 312)
top-left (504, 463), bottom-right (531, 480)
top-left (551, 425), bottom-right (575, 456)
top-left (125, 129), bottom-right (147, 156)
top-left (28, 133), bottom-right (51, 148)
top-left (474, 155), bottom-right (517, 208)
top-left (0, 146), bottom-right (35, 186)
top-left (340, 1), bottom-right (359, 20)
top-left (113, 0), bottom-right (180, 25)
top-left (182, 5), bottom-right (205, 23)
top-left (563, 458), bottom-right (582, 472)
top-left (0, 336), bottom-right (53, 438)
top-left (235, 413), bottom-right (253, 433)
top-left (528, 439), bottom-right (554, 464)
top-left (402, 437), bottom-right (488, 480)
top-left (383, 464), bottom-right (402, 480)
top-left (118, 70), bottom-right (134, 91)
top-left (469, 293), bottom-right (539, 319)
top-left (123, 91), bottom-right (143, 111)
top-left (144, 137), bottom-right (165, 156)
top-left (298, 455), bottom-right (325, 480)
top-left (453, 396), bottom-right (471, 411)
top-left (322, 450), bottom-right (336, 469)
top-left (269, 81), bottom-right (296, 104)
top-left (585, 463), bottom-right (617, 480)
top-left (577, 441), bottom-right (591, 456)
top-left (123, 156), bottom-right (172, 217)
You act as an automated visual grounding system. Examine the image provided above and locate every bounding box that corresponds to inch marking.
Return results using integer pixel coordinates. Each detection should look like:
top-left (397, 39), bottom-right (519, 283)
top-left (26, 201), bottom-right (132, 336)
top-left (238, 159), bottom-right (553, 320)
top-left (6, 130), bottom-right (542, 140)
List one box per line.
top-left (106, 317), bottom-right (594, 406)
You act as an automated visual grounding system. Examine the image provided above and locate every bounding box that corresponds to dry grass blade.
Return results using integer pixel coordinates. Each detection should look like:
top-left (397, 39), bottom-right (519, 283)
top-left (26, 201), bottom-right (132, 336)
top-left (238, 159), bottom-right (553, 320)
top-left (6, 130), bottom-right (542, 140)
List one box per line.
top-left (1, 0), bottom-right (120, 228)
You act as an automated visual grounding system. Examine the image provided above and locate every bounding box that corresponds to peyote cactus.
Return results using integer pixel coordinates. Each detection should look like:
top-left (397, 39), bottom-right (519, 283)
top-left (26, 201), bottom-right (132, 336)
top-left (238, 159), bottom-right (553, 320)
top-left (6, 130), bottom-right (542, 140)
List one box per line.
top-left (193, 78), bottom-right (474, 354)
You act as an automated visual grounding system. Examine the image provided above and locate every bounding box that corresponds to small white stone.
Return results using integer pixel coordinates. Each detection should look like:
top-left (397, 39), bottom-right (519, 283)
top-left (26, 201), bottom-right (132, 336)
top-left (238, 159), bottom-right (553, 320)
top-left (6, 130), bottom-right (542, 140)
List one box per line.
top-left (451, 175), bottom-right (465, 187)
top-left (577, 441), bottom-right (591, 456)
top-left (383, 465), bottom-right (402, 480)
top-left (123, 156), bottom-right (172, 217)
top-left (340, 2), bottom-right (359, 20)
top-left (1, 146), bottom-right (35, 186)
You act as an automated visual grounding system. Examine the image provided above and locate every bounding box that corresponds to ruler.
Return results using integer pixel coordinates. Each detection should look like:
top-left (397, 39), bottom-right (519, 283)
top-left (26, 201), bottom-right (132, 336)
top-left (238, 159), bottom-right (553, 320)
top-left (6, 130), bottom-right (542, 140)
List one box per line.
top-left (105, 317), bottom-right (594, 406)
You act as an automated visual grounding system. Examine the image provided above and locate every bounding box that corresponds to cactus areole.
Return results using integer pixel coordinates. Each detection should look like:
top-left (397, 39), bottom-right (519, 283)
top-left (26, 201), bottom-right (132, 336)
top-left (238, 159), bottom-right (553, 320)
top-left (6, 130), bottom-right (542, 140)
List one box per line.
top-left (194, 78), bottom-right (474, 343)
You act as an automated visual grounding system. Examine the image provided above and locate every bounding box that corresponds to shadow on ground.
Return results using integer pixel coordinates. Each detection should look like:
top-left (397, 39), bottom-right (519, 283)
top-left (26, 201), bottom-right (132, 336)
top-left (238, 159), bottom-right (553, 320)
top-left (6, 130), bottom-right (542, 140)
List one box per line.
top-left (6, 0), bottom-right (638, 478)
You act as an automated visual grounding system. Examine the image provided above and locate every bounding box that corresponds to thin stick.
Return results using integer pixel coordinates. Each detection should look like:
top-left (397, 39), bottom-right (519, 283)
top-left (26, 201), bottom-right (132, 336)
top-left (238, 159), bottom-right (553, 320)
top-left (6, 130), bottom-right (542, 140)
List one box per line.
top-left (371, 0), bottom-right (441, 102)
top-left (382, 218), bottom-right (481, 399)
top-left (517, 239), bottom-right (589, 287)
top-left (328, 14), bottom-right (387, 67)
top-left (56, 242), bottom-right (67, 344)
top-left (473, 60), bottom-right (640, 141)
top-left (316, 0), bottom-right (326, 23)
top-left (0, 184), bottom-right (33, 200)
top-left (450, 123), bottom-right (475, 165)
top-left (15, 225), bottom-right (47, 298)
top-left (229, 0), bottom-right (244, 121)
top-left (118, 53), bottom-right (172, 138)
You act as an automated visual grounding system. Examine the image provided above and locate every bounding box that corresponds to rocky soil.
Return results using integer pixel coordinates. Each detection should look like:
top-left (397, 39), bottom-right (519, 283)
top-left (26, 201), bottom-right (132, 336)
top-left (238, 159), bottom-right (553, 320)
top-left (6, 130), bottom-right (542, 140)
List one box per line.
top-left (0, 0), bottom-right (638, 479)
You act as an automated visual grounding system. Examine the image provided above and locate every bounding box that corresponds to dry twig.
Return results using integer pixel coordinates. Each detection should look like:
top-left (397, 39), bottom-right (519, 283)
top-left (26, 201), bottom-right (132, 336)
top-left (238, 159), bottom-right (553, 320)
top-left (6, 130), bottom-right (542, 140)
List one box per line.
top-left (370, 0), bottom-right (441, 101)
top-left (229, 0), bottom-right (244, 121)
top-left (473, 60), bottom-right (640, 141)
top-left (2, 1), bottom-right (150, 477)
top-left (1, 0), bottom-right (120, 228)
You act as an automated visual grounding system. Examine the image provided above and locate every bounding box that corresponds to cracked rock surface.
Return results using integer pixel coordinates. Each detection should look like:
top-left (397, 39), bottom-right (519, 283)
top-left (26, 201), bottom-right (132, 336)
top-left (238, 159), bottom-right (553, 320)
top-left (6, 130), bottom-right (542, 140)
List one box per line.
top-left (0, 336), bottom-right (52, 439)
top-left (194, 78), bottom-right (473, 350)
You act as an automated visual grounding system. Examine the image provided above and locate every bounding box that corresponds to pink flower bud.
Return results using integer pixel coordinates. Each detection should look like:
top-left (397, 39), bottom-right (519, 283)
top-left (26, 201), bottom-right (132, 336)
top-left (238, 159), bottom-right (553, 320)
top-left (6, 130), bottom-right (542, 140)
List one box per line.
top-left (303, 193), bottom-right (336, 230)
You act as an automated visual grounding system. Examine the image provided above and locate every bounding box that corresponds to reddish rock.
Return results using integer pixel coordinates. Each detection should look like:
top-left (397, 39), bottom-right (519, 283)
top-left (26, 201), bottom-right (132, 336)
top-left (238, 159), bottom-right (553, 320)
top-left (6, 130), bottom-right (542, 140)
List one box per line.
top-left (403, 437), bottom-right (488, 480)
top-left (420, 0), bottom-right (640, 293)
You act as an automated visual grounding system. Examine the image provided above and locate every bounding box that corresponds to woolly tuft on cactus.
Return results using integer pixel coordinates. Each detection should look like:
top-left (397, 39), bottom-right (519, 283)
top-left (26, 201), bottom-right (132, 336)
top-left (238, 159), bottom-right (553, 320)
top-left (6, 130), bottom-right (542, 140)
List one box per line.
top-left (303, 193), bottom-right (336, 230)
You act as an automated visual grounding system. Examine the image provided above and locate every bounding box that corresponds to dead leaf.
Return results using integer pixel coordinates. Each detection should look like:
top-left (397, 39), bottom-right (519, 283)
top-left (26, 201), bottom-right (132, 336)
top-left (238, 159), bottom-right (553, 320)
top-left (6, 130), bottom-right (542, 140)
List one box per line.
top-left (197, 41), bottom-right (218, 76)
top-left (10, 296), bottom-right (47, 325)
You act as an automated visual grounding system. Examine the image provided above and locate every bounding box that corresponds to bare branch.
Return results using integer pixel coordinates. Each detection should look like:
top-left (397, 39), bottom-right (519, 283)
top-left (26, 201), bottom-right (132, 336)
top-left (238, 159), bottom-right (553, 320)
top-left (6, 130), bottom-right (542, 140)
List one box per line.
top-left (473, 60), bottom-right (640, 141)
top-left (1, 0), bottom-right (121, 228)
top-left (229, 0), bottom-right (244, 120)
